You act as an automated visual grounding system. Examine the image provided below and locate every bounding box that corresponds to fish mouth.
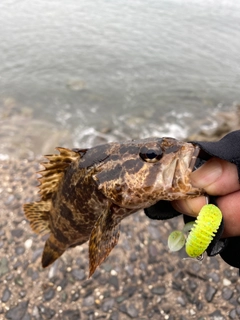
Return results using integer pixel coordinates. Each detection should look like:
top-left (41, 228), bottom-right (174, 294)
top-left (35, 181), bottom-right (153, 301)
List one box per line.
top-left (188, 145), bottom-right (201, 171)
top-left (170, 143), bottom-right (202, 195)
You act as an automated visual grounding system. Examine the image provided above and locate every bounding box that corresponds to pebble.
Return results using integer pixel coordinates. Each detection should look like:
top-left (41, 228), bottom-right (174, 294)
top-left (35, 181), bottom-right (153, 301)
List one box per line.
top-left (222, 287), bottom-right (234, 300)
top-left (5, 301), bottom-right (29, 320)
top-left (109, 275), bottom-right (119, 290)
top-left (177, 296), bottom-right (186, 307)
top-left (83, 295), bottom-right (94, 307)
top-left (102, 298), bottom-right (115, 312)
top-left (2, 287), bottom-right (11, 302)
top-left (126, 304), bottom-right (139, 318)
top-left (71, 268), bottom-right (86, 281)
top-left (205, 285), bottom-right (217, 302)
top-left (61, 309), bottom-right (81, 320)
top-left (151, 286), bottom-right (166, 296)
top-left (11, 228), bottom-right (24, 238)
top-left (15, 246), bottom-right (25, 255)
top-left (209, 310), bottom-right (225, 319)
top-left (71, 290), bottom-right (80, 301)
top-left (43, 288), bottom-right (55, 301)
top-left (37, 304), bottom-right (56, 319)
top-left (0, 257), bottom-right (9, 277)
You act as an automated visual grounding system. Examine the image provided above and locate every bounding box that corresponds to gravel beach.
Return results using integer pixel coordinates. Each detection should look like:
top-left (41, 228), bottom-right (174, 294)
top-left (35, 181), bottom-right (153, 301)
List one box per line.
top-left (1, 106), bottom-right (240, 319)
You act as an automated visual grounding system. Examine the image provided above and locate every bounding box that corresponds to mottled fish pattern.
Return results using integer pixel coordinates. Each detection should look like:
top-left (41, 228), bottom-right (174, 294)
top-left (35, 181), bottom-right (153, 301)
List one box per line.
top-left (24, 137), bottom-right (204, 277)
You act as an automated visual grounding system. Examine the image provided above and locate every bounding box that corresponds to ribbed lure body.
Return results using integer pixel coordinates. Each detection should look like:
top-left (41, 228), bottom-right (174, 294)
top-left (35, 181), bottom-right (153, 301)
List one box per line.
top-left (185, 204), bottom-right (222, 257)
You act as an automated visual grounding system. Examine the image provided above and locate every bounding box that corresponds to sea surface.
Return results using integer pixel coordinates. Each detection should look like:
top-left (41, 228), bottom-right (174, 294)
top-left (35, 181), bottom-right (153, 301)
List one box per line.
top-left (0, 0), bottom-right (240, 157)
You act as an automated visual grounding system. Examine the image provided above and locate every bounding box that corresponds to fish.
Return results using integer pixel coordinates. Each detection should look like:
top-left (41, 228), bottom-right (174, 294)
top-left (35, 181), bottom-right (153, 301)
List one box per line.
top-left (23, 137), bottom-right (204, 277)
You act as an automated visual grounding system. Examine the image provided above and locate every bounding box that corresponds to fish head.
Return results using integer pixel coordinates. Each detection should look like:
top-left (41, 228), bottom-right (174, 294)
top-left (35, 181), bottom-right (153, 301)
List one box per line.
top-left (92, 137), bottom-right (203, 209)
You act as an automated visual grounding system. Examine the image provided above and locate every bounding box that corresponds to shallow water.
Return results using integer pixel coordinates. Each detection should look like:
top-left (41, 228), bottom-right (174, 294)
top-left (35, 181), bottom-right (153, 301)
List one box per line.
top-left (0, 0), bottom-right (240, 155)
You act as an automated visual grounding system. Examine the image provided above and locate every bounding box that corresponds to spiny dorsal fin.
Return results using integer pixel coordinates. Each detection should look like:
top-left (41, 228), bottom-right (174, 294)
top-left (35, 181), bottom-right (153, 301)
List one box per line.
top-left (23, 200), bottom-right (51, 235)
top-left (38, 147), bottom-right (82, 201)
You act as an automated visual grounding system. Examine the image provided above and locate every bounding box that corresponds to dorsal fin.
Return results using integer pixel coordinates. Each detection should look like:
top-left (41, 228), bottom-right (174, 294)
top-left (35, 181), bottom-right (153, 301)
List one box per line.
top-left (38, 147), bottom-right (83, 200)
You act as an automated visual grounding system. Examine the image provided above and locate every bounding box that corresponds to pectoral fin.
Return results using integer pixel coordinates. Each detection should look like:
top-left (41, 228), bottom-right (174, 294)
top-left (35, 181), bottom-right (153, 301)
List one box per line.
top-left (88, 207), bottom-right (120, 277)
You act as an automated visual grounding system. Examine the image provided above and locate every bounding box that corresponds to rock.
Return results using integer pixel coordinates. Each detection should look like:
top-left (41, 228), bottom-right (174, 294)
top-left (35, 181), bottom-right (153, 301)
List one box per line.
top-left (102, 298), bottom-right (115, 312)
top-left (37, 304), bottom-right (56, 319)
top-left (126, 304), bottom-right (139, 318)
top-left (15, 246), bottom-right (25, 255)
top-left (43, 288), bottom-right (55, 301)
top-left (0, 257), bottom-right (9, 277)
top-left (71, 268), bottom-right (86, 281)
top-left (209, 310), bottom-right (225, 320)
top-left (71, 290), bottom-right (80, 301)
top-left (151, 286), bottom-right (166, 295)
top-left (109, 275), bottom-right (119, 290)
top-left (229, 309), bottom-right (237, 319)
top-left (11, 228), bottom-right (24, 238)
top-left (83, 295), bottom-right (94, 307)
top-left (222, 287), bottom-right (234, 300)
top-left (2, 287), bottom-right (11, 302)
top-left (205, 285), bottom-right (217, 302)
top-left (61, 309), bottom-right (81, 320)
top-left (177, 296), bottom-right (186, 307)
top-left (5, 301), bottom-right (29, 320)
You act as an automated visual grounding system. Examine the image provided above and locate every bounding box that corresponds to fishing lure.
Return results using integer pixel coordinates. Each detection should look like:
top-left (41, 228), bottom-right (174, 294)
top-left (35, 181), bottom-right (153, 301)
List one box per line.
top-left (185, 204), bottom-right (222, 257)
top-left (168, 204), bottom-right (223, 258)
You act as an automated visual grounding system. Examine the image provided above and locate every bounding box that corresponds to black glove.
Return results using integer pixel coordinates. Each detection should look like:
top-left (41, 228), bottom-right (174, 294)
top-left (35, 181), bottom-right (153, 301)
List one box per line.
top-left (144, 130), bottom-right (240, 271)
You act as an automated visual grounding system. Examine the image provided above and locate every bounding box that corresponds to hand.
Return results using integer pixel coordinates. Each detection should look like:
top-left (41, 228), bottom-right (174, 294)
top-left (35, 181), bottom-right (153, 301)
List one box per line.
top-left (172, 158), bottom-right (240, 237)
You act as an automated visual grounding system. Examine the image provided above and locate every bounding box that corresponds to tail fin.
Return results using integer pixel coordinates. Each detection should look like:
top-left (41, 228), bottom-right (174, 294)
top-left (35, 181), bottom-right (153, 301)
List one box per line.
top-left (42, 234), bottom-right (66, 267)
top-left (23, 201), bottom-right (51, 235)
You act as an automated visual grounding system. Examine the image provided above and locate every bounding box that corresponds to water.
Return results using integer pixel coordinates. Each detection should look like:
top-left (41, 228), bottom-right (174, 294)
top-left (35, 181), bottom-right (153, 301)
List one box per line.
top-left (0, 0), bottom-right (240, 155)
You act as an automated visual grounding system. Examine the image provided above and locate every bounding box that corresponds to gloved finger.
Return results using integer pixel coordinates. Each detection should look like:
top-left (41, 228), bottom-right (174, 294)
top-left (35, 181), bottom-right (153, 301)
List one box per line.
top-left (191, 157), bottom-right (239, 195)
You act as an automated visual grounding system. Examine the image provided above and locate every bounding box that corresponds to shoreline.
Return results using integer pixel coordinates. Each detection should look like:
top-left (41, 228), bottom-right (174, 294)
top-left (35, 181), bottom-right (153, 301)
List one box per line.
top-left (1, 106), bottom-right (240, 319)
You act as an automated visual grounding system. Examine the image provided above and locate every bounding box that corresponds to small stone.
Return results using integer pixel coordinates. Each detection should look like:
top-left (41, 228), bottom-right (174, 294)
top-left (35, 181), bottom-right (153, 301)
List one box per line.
top-left (19, 290), bottom-right (27, 298)
top-left (44, 288), bottom-right (55, 301)
top-left (209, 310), bottom-right (225, 319)
top-left (14, 275), bottom-right (24, 287)
top-left (223, 278), bottom-right (231, 286)
top-left (229, 309), bottom-right (237, 319)
top-left (24, 239), bottom-right (33, 250)
top-left (61, 309), bottom-right (81, 320)
top-left (0, 257), bottom-right (9, 277)
top-left (222, 287), bottom-right (234, 300)
top-left (109, 275), bottom-right (119, 290)
top-left (2, 287), bottom-right (11, 302)
top-left (71, 269), bottom-right (86, 281)
top-left (83, 295), bottom-right (94, 307)
top-left (188, 280), bottom-right (197, 292)
top-left (11, 228), bottom-right (24, 238)
top-left (5, 301), bottom-right (29, 320)
top-left (151, 286), bottom-right (166, 296)
top-left (71, 290), bottom-right (80, 301)
top-left (125, 286), bottom-right (137, 298)
top-left (208, 272), bottom-right (220, 283)
top-left (177, 296), bottom-right (186, 307)
top-left (102, 298), bottom-right (115, 312)
top-left (15, 246), bottom-right (25, 255)
top-left (148, 244), bottom-right (158, 263)
top-left (109, 310), bottom-right (119, 320)
top-left (205, 285), bottom-right (217, 302)
top-left (126, 304), bottom-right (138, 318)
top-left (147, 226), bottom-right (161, 240)
top-left (37, 304), bottom-right (56, 319)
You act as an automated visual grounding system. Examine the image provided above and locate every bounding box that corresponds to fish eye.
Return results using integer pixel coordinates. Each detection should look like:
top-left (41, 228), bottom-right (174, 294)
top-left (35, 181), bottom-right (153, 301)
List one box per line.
top-left (139, 147), bottom-right (163, 163)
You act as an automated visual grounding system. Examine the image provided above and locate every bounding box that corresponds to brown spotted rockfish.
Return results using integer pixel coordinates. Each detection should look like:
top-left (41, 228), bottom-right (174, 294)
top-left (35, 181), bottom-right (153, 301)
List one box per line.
top-left (24, 137), bottom-right (204, 277)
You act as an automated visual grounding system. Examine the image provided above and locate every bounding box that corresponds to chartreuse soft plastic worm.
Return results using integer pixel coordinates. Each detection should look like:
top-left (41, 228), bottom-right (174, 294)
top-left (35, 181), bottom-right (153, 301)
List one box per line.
top-left (185, 204), bottom-right (222, 258)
